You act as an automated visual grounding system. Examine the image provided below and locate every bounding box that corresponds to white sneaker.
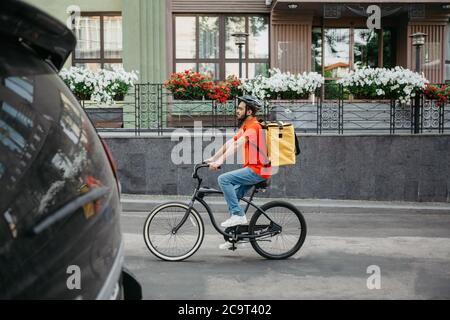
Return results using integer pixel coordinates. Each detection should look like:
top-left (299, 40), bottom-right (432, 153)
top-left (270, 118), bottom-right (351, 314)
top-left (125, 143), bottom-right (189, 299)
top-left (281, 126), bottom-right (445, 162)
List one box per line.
top-left (219, 241), bottom-right (247, 250)
top-left (220, 215), bottom-right (247, 228)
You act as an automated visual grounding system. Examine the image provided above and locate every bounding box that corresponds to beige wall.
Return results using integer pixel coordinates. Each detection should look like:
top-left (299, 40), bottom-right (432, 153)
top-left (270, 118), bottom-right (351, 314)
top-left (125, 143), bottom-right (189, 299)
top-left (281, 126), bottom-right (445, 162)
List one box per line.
top-left (25, 0), bottom-right (167, 83)
top-left (26, 0), bottom-right (122, 24)
top-left (25, 0), bottom-right (123, 70)
top-left (408, 23), bottom-right (447, 83)
top-left (171, 0), bottom-right (270, 13)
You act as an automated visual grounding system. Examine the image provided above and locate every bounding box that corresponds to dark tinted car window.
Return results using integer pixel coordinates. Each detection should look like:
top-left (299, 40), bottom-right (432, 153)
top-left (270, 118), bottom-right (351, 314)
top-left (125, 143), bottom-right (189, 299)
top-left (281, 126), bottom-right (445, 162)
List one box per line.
top-left (0, 42), bottom-right (121, 299)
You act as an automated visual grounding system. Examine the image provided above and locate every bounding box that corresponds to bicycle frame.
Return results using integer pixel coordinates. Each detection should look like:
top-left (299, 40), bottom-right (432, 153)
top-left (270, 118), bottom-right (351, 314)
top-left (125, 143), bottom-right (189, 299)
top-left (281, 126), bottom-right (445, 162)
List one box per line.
top-left (172, 164), bottom-right (280, 240)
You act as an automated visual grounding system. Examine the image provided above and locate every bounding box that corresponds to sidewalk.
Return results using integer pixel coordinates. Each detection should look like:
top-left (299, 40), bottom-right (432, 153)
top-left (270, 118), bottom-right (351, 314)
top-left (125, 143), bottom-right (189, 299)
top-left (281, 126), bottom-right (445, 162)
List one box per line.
top-left (121, 193), bottom-right (450, 215)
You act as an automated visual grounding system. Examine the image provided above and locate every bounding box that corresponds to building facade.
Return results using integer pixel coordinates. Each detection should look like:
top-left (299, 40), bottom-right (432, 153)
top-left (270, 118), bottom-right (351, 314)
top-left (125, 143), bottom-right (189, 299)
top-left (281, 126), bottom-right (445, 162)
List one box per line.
top-left (28, 0), bottom-right (450, 84)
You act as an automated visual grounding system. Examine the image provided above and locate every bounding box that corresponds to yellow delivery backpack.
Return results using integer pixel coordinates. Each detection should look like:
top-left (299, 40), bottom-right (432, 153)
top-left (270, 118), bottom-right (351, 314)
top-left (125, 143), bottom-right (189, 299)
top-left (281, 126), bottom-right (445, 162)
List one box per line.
top-left (250, 120), bottom-right (300, 167)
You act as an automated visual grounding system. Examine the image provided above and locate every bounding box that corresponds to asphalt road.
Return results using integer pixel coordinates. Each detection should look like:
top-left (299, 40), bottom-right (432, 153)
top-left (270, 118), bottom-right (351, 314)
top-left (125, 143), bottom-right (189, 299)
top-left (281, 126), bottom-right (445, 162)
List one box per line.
top-left (121, 209), bottom-right (450, 299)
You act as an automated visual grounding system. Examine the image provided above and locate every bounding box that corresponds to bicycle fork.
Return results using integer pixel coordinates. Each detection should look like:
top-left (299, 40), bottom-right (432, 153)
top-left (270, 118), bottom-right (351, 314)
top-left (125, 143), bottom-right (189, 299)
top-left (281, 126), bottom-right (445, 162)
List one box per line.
top-left (171, 190), bottom-right (198, 234)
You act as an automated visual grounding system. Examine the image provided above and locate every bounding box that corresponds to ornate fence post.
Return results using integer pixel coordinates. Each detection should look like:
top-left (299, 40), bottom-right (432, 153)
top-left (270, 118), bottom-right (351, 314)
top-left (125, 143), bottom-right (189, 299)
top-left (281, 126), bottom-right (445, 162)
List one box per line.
top-left (439, 103), bottom-right (445, 133)
top-left (389, 99), bottom-right (396, 134)
top-left (339, 84), bottom-right (344, 134)
top-left (317, 86), bottom-right (322, 134)
top-left (135, 83), bottom-right (140, 136)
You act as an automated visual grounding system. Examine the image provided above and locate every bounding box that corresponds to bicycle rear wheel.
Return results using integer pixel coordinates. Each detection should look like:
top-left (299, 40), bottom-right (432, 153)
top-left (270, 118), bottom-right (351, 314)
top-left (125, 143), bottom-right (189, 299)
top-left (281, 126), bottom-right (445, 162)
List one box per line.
top-left (248, 201), bottom-right (307, 259)
top-left (143, 202), bottom-right (204, 261)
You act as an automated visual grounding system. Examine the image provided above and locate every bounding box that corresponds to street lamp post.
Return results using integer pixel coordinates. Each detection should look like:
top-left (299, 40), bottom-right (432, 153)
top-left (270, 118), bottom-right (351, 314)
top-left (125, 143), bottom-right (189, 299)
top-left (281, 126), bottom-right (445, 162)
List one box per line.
top-left (410, 32), bottom-right (427, 134)
top-left (231, 32), bottom-right (249, 78)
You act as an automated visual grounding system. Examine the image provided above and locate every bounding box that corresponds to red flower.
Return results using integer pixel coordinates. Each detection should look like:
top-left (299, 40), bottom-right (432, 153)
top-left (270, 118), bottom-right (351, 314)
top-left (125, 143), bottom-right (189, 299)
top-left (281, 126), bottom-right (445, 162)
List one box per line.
top-left (165, 71), bottom-right (242, 103)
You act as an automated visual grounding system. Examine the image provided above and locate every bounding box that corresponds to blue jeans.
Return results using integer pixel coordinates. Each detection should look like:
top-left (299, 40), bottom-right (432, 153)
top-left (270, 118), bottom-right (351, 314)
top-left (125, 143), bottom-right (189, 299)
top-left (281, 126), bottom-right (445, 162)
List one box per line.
top-left (218, 167), bottom-right (266, 217)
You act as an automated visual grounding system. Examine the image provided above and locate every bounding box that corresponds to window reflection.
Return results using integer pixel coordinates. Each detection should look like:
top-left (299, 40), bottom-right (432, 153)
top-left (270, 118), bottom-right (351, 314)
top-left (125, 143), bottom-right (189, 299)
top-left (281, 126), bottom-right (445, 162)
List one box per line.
top-left (176, 63), bottom-right (196, 73)
top-left (423, 42), bottom-right (441, 73)
top-left (199, 17), bottom-right (219, 59)
top-left (354, 29), bottom-right (379, 69)
top-left (249, 16), bottom-right (269, 59)
top-left (312, 27), bottom-right (322, 73)
top-left (225, 17), bottom-right (246, 59)
top-left (176, 17), bottom-right (196, 59)
top-left (175, 15), bottom-right (269, 79)
top-left (383, 29), bottom-right (394, 68)
top-left (324, 29), bottom-right (350, 78)
top-left (225, 63), bottom-right (247, 79)
top-left (199, 63), bottom-right (219, 80)
top-left (103, 63), bottom-right (123, 71)
top-left (1, 102), bottom-right (33, 128)
top-left (314, 27), bottom-right (395, 78)
top-left (75, 16), bottom-right (101, 59)
top-left (75, 63), bottom-right (101, 71)
top-left (248, 63), bottom-right (269, 78)
top-left (0, 74), bottom-right (41, 192)
top-left (0, 119), bottom-right (26, 154)
top-left (60, 93), bottom-right (82, 145)
top-left (446, 27), bottom-right (450, 81)
top-left (0, 71), bottom-right (113, 239)
top-left (49, 148), bottom-right (87, 183)
top-left (5, 77), bottom-right (34, 103)
top-left (104, 16), bottom-right (123, 59)
top-left (75, 16), bottom-right (100, 59)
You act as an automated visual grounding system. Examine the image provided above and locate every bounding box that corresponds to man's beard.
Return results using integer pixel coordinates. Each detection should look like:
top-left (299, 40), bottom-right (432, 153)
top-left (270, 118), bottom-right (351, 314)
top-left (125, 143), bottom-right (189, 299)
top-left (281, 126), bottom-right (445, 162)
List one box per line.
top-left (237, 113), bottom-right (247, 127)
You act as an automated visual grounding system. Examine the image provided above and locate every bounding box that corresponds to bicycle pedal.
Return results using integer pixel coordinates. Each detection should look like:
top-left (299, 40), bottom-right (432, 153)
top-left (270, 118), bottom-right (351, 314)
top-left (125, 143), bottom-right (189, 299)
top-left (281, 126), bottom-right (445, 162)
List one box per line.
top-left (224, 226), bottom-right (237, 233)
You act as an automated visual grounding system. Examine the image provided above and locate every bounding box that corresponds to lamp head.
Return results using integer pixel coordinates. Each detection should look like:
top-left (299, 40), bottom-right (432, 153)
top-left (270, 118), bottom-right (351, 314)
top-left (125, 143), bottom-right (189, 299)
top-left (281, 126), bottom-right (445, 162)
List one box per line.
top-left (231, 32), bottom-right (249, 46)
top-left (410, 32), bottom-right (427, 47)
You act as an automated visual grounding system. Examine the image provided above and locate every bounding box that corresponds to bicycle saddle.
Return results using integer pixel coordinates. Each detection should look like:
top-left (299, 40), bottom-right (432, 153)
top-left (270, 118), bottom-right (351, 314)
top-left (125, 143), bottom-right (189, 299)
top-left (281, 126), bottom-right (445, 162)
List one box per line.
top-left (255, 180), bottom-right (270, 190)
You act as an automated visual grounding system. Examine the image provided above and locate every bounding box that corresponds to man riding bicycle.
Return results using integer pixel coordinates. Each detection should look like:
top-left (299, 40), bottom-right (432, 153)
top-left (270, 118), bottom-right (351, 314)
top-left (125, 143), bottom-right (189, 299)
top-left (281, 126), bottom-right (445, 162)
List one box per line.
top-left (205, 96), bottom-right (272, 248)
top-left (143, 95), bottom-right (307, 259)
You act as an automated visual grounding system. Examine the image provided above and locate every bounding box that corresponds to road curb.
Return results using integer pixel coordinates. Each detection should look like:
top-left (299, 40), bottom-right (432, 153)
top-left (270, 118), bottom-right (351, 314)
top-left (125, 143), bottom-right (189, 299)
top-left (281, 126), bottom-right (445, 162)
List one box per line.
top-left (120, 195), bottom-right (450, 215)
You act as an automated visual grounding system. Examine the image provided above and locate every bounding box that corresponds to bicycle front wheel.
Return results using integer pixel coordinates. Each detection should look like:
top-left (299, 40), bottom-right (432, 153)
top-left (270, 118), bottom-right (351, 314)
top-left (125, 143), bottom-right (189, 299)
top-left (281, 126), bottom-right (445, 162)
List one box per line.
top-left (143, 202), bottom-right (204, 261)
top-left (248, 201), bottom-right (307, 260)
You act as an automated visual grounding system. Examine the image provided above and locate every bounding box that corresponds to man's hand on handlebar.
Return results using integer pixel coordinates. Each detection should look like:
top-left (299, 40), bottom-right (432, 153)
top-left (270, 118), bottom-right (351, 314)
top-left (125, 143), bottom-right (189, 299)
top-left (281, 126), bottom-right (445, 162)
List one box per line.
top-left (208, 160), bottom-right (222, 171)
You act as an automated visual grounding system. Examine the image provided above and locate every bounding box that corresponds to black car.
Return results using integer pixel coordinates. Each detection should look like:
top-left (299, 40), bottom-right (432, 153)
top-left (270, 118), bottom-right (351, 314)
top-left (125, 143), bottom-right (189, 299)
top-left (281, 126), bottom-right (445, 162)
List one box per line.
top-left (0, 0), bottom-right (141, 299)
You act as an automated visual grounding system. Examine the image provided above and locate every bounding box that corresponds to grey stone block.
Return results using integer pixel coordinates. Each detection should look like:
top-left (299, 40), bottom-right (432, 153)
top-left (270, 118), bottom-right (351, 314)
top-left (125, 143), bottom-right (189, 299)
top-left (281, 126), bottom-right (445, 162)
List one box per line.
top-left (105, 135), bottom-right (450, 202)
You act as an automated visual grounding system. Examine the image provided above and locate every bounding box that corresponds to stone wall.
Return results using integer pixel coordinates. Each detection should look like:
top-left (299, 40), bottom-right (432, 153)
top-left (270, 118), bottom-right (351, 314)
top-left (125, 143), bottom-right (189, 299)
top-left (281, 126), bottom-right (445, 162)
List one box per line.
top-left (104, 134), bottom-right (450, 202)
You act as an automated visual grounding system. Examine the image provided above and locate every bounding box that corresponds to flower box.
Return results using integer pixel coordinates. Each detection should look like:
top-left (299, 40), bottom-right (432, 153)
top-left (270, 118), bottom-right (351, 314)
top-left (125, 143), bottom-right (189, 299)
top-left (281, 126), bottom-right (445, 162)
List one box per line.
top-left (85, 106), bottom-right (124, 128)
top-left (165, 71), bottom-right (242, 104)
top-left (242, 68), bottom-right (323, 101)
top-left (59, 66), bottom-right (138, 105)
top-left (337, 67), bottom-right (428, 104)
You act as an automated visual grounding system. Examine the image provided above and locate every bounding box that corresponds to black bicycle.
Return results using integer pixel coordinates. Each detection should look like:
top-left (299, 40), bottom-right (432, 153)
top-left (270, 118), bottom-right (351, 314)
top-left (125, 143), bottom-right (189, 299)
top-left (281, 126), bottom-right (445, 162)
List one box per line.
top-left (143, 163), bottom-right (307, 261)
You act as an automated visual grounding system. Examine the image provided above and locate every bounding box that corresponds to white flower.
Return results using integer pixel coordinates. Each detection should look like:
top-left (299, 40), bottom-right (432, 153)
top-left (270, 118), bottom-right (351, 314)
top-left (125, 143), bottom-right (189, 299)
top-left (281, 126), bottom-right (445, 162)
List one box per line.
top-left (242, 68), bottom-right (324, 100)
top-left (59, 66), bottom-right (139, 104)
top-left (338, 67), bottom-right (428, 101)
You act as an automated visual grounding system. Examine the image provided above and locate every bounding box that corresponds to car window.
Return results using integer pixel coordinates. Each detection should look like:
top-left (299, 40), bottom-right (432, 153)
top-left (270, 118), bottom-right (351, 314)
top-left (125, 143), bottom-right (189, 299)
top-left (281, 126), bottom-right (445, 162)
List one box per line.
top-left (0, 41), bottom-right (121, 299)
top-left (0, 42), bottom-right (116, 241)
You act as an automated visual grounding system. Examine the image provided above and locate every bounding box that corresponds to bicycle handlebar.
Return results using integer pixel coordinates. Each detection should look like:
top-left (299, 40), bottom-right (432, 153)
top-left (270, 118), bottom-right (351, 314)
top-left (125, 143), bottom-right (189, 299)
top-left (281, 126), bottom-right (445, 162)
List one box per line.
top-left (192, 162), bottom-right (220, 179)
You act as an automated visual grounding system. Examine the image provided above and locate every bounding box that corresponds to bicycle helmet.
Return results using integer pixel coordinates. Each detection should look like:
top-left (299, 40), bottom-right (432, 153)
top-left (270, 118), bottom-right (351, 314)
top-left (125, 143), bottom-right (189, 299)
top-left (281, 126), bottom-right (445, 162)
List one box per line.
top-left (237, 95), bottom-right (263, 110)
